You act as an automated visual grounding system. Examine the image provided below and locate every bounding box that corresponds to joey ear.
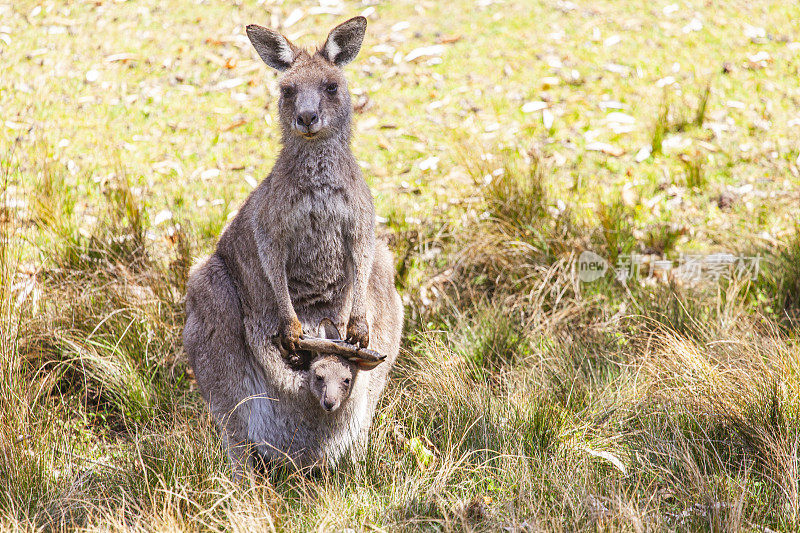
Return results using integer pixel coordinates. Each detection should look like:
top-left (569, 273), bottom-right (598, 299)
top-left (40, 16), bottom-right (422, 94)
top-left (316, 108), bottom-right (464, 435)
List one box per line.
top-left (321, 16), bottom-right (367, 66)
top-left (246, 24), bottom-right (296, 71)
top-left (318, 318), bottom-right (342, 341)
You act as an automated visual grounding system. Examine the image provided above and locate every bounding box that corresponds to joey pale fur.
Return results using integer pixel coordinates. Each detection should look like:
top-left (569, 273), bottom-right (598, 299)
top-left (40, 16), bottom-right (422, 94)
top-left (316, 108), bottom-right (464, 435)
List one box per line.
top-left (183, 17), bottom-right (402, 473)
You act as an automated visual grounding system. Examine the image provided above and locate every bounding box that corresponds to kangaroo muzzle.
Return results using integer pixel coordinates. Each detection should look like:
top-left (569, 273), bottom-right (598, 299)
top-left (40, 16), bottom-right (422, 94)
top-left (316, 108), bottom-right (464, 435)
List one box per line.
top-left (321, 394), bottom-right (338, 412)
top-left (294, 92), bottom-right (322, 136)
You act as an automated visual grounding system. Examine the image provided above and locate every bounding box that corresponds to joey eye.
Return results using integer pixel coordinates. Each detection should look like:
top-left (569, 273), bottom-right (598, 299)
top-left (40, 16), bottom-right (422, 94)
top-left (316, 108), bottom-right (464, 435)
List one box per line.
top-left (325, 83), bottom-right (338, 95)
top-left (281, 86), bottom-right (296, 98)
top-left (343, 378), bottom-right (351, 386)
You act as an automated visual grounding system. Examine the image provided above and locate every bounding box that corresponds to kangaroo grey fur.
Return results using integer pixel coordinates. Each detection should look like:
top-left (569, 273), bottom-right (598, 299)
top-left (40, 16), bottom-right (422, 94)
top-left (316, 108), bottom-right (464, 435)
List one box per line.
top-left (183, 17), bottom-right (402, 474)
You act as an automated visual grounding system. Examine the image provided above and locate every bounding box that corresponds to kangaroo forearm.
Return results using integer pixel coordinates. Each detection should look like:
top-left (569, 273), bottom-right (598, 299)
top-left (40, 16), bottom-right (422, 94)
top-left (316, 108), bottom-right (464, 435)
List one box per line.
top-left (273, 277), bottom-right (296, 320)
top-left (255, 240), bottom-right (295, 320)
top-left (267, 263), bottom-right (295, 320)
top-left (351, 271), bottom-right (370, 318)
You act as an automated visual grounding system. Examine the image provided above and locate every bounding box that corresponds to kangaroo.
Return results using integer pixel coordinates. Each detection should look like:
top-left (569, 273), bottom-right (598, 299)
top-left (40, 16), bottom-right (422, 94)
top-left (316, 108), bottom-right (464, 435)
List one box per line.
top-left (183, 17), bottom-right (403, 474)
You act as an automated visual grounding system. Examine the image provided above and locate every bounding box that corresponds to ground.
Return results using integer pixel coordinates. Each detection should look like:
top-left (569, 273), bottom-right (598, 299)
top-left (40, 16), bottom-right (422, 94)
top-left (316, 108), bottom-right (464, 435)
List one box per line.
top-left (1, 0), bottom-right (800, 530)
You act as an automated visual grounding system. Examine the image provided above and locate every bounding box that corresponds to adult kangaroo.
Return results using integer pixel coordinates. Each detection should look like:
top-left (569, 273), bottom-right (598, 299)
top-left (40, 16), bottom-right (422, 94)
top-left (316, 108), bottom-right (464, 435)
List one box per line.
top-left (183, 17), bottom-right (403, 475)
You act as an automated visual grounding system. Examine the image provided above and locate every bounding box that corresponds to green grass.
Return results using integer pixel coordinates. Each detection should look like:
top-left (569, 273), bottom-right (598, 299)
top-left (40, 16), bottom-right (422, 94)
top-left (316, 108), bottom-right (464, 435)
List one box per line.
top-left (2, 0), bottom-right (800, 530)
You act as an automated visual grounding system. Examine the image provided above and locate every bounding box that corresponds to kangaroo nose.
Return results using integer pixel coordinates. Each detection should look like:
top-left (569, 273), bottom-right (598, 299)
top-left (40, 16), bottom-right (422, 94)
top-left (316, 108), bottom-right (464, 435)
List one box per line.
top-left (322, 398), bottom-right (335, 411)
top-left (296, 112), bottom-right (319, 128)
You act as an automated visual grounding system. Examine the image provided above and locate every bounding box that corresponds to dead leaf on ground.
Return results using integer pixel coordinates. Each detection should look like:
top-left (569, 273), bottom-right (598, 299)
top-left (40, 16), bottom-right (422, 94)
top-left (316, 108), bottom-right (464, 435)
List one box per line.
top-left (105, 53), bottom-right (136, 63)
top-left (404, 45), bottom-right (445, 62)
top-left (438, 34), bottom-right (462, 44)
top-left (586, 142), bottom-right (625, 157)
top-left (221, 118), bottom-right (247, 132)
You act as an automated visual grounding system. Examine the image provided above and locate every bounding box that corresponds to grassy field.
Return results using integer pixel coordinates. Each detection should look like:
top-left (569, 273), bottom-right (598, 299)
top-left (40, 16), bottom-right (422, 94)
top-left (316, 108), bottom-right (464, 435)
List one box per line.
top-left (2, 0), bottom-right (800, 530)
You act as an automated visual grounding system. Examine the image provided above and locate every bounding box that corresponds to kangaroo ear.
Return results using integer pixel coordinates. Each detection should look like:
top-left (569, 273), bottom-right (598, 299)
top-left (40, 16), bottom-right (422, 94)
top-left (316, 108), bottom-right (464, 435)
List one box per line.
top-left (246, 24), bottom-right (296, 71)
top-left (318, 318), bottom-right (342, 341)
top-left (321, 16), bottom-right (367, 66)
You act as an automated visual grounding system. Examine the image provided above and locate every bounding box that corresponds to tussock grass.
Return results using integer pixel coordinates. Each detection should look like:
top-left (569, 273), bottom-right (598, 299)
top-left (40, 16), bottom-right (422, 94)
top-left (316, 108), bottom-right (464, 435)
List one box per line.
top-left (681, 151), bottom-right (707, 191)
top-left (393, 148), bottom-right (800, 530)
top-left (20, 178), bottom-right (187, 428)
top-left (756, 229), bottom-right (800, 329)
top-left (651, 83), bottom-right (715, 158)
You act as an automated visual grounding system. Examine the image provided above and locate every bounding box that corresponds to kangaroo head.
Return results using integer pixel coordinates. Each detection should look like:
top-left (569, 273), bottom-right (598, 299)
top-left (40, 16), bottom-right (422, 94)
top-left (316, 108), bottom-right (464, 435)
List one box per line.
top-left (309, 355), bottom-right (356, 412)
top-left (246, 17), bottom-right (366, 142)
top-left (307, 320), bottom-right (357, 412)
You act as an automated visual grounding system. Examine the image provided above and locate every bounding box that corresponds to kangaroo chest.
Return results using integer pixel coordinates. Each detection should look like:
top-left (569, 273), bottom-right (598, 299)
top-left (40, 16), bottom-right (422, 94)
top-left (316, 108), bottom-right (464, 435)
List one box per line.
top-left (284, 188), bottom-right (352, 308)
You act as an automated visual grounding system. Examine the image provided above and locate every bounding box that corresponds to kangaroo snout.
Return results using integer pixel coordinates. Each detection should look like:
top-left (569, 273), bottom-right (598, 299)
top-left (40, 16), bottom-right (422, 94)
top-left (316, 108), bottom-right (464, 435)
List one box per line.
top-left (322, 396), bottom-right (337, 412)
top-left (293, 91), bottom-right (323, 136)
top-left (297, 111), bottom-right (319, 131)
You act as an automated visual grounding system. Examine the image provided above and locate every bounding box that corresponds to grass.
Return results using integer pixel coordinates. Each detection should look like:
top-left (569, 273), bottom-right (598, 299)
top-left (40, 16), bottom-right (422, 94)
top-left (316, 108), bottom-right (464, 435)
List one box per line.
top-left (2, 0), bottom-right (800, 530)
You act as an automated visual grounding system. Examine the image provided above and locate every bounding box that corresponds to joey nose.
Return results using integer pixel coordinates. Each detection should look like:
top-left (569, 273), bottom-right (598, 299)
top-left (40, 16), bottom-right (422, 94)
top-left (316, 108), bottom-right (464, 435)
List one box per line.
top-left (296, 112), bottom-right (319, 128)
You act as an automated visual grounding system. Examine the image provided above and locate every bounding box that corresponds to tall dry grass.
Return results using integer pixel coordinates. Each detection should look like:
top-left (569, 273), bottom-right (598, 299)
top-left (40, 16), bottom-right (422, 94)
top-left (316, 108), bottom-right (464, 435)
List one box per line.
top-left (2, 146), bottom-right (799, 531)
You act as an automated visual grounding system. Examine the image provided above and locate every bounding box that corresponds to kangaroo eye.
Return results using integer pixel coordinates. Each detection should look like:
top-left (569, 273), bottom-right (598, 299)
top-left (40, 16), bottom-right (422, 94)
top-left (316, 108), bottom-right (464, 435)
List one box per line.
top-left (316, 375), bottom-right (324, 383)
top-left (281, 86), bottom-right (296, 98)
top-left (325, 83), bottom-right (338, 94)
